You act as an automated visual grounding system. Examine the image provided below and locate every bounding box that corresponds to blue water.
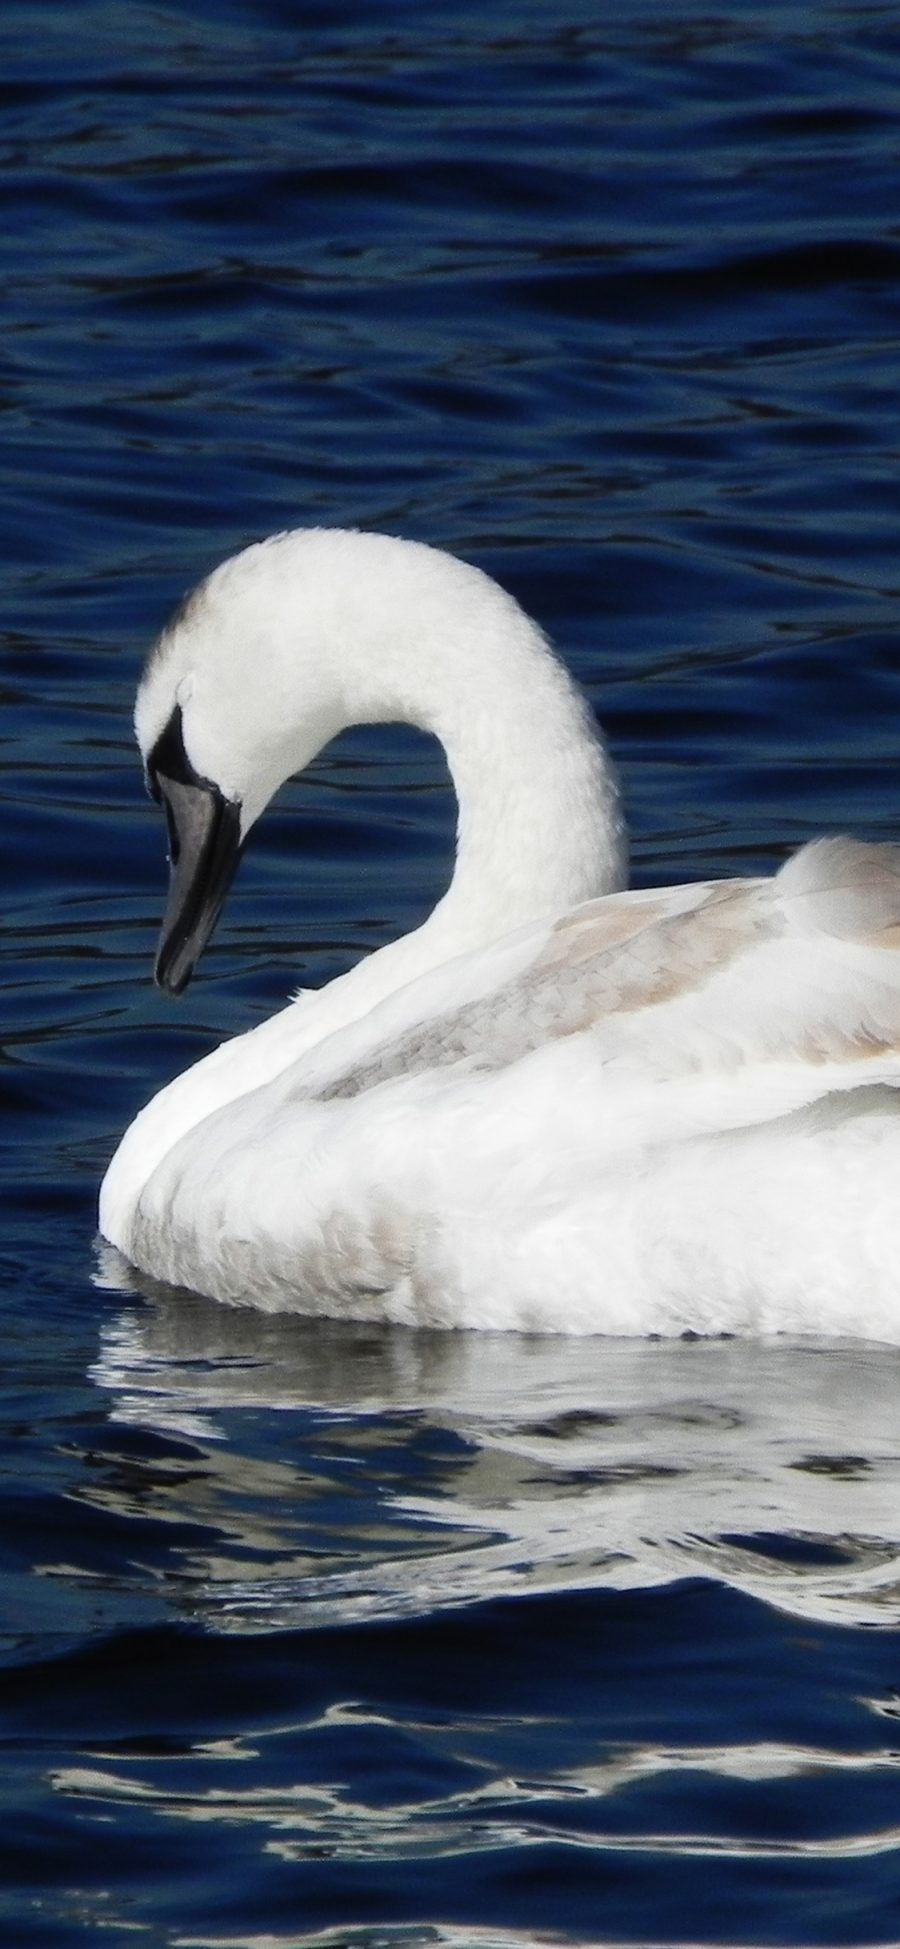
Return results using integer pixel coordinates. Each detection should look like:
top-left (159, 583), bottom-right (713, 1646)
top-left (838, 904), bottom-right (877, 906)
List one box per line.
top-left (5, 1), bottom-right (900, 1942)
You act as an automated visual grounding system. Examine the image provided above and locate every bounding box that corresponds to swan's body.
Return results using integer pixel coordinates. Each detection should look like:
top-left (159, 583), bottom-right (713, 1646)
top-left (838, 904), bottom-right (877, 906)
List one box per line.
top-left (100, 529), bottom-right (900, 1336)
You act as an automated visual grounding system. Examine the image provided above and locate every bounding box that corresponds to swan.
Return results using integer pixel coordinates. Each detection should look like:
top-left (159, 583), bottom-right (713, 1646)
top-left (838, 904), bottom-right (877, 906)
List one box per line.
top-left (100, 527), bottom-right (900, 1337)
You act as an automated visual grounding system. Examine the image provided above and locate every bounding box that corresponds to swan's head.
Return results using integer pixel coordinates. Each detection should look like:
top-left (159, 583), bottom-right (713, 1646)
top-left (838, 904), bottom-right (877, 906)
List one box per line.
top-left (136, 531), bottom-right (362, 995)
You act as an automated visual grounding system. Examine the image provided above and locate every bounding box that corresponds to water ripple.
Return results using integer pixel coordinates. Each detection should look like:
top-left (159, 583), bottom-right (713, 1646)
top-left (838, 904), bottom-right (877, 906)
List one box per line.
top-left (7, 1), bottom-right (900, 1941)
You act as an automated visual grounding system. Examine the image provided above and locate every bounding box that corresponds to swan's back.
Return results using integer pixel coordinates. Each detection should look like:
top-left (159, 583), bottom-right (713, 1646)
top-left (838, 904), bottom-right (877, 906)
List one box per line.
top-left (297, 836), bottom-right (900, 1099)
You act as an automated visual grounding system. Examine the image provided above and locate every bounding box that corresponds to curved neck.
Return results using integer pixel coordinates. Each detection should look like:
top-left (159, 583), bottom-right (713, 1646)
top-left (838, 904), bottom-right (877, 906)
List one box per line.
top-left (143, 530), bottom-right (628, 998)
top-left (310, 559), bottom-right (627, 964)
top-left (282, 624), bottom-right (627, 1084)
top-left (305, 544), bottom-right (628, 969)
top-left (426, 645), bottom-right (625, 953)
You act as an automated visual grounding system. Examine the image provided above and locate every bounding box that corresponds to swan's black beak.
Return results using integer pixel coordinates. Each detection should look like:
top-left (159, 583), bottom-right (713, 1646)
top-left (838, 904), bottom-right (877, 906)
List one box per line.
top-left (146, 707), bottom-right (243, 997)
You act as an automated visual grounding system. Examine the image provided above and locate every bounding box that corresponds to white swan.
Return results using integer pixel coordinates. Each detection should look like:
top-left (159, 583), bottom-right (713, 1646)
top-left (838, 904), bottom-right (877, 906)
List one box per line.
top-left (100, 528), bottom-right (900, 1337)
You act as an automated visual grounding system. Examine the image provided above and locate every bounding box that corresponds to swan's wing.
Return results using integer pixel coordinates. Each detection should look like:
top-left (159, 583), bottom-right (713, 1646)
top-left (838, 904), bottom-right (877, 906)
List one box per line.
top-left (318, 838), bottom-right (900, 1103)
top-left (543, 835), bottom-right (900, 1070)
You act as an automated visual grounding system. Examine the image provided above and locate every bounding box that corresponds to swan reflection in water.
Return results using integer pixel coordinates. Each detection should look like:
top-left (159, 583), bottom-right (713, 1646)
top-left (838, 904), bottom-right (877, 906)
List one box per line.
top-left (91, 1250), bottom-right (900, 1635)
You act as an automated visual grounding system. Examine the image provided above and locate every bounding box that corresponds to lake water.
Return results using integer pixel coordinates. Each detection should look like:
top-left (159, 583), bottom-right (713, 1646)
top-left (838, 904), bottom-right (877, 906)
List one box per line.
top-left (4, 2), bottom-right (900, 1943)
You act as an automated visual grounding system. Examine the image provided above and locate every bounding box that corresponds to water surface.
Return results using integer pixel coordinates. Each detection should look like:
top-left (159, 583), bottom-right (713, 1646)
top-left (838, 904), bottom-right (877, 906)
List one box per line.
top-left (4, 2), bottom-right (900, 1943)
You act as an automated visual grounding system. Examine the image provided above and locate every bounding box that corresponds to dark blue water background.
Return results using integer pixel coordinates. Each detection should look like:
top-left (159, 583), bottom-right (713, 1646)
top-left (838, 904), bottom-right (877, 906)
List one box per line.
top-left (5, 2), bottom-right (900, 1943)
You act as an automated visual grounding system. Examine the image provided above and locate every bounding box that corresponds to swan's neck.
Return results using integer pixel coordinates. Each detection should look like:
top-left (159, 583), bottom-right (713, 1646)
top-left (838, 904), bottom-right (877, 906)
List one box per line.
top-left (423, 643), bottom-right (624, 953)
top-left (325, 560), bottom-right (627, 963)
top-left (141, 529), bottom-right (627, 993)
